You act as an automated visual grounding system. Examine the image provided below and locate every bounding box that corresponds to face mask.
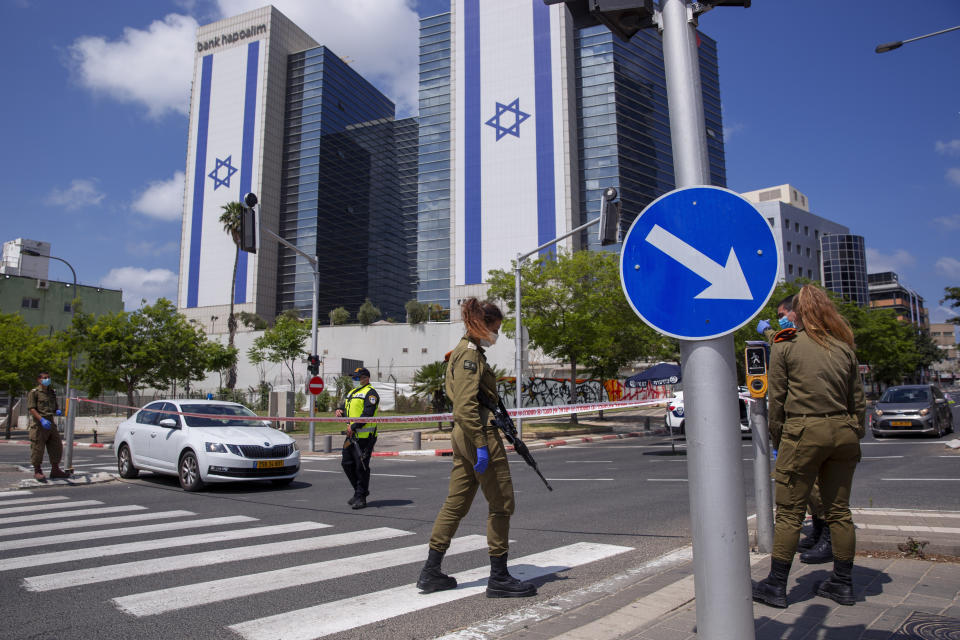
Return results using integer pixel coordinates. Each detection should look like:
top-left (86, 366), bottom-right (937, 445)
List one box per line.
top-left (779, 316), bottom-right (795, 330)
top-left (479, 332), bottom-right (498, 348)
top-left (352, 378), bottom-right (363, 388)
top-left (40, 378), bottom-right (51, 387)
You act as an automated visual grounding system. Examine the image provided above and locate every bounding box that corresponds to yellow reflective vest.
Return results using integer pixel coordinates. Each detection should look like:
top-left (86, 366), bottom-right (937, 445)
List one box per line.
top-left (344, 383), bottom-right (380, 438)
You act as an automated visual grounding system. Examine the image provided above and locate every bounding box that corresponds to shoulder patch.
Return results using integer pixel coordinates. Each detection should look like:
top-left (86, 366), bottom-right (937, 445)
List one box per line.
top-left (367, 395), bottom-right (377, 404)
top-left (463, 360), bottom-right (478, 372)
top-left (774, 327), bottom-right (797, 343)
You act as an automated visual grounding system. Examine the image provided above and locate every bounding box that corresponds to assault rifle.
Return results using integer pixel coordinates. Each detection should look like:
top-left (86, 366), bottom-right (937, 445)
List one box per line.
top-left (346, 426), bottom-right (367, 472)
top-left (481, 395), bottom-right (553, 491)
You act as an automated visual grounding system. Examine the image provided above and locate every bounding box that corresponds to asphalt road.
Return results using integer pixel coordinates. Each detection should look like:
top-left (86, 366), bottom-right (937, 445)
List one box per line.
top-left (0, 404), bottom-right (956, 640)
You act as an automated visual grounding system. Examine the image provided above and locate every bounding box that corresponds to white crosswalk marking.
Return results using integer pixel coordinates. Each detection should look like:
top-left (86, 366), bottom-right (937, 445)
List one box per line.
top-left (0, 499), bottom-right (103, 516)
top-left (0, 491), bottom-right (33, 498)
top-left (0, 510), bottom-right (194, 537)
top-left (113, 535), bottom-right (489, 617)
top-left (0, 495), bottom-right (69, 508)
top-left (0, 504), bottom-right (144, 525)
top-left (23, 527), bottom-right (414, 592)
top-left (0, 516), bottom-right (257, 550)
top-left (228, 542), bottom-right (633, 640)
top-left (0, 521), bottom-right (331, 572)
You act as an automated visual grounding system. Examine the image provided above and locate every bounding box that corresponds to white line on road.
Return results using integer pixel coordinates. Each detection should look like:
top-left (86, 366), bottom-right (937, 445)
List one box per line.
top-left (0, 516), bottom-right (258, 550)
top-left (228, 542), bottom-right (633, 640)
top-left (0, 510), bottom-right (194, 537)
top-left (862, 456), bottom-right (904, 459)
top-left (544, 478), bottom-right (614, 482)
top-left (564, 461), bottom-right (613, 463)
top-left (113, 535), bottom-right (489, 617)
top-left (881, 478), bottom-right (960, 481)
top-left (647, 479), bottom-right (688, 482)
top-left (298, 469), bottom-right (340, 474)
top-left (0, 491), bottom-right (33, 498)
top-left (0, 521), bottom-right (331, 572)
top-left (23, 527), bottom-right (413, 592)
top-left (0, 499), bottom-right (102, 516)
top-left (370, 473), bottom-right (417, 478)
top-left (0, 495), bottom-right (69, 509)
top-left (0, 504), bottom-right (144, 525)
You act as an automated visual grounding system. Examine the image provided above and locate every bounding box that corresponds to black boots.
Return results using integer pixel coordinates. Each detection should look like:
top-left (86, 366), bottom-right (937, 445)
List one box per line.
top-left (486, 554), bottom-right (537, 598)
top-left (797, 517), bottom-right (825, 552)
top-left (417, 548), bottom-right (457, 593)
top-left (752, 557), bottom-right (792, 608)
top-left (800, 525), bottom-right (833, 564)
top-left (815, 559), bottom-right (855, 605)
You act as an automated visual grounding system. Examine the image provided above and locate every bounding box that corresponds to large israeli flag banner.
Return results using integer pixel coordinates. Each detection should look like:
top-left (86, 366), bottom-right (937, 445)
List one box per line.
top-left (454, 0), bottom-right (573, 286)
top-left (180, 40), bottom-right (263, 309)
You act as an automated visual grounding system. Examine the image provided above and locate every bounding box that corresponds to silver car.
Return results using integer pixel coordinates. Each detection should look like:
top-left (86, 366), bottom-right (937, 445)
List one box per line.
top-left (871, 384), bottom-right (954, 438)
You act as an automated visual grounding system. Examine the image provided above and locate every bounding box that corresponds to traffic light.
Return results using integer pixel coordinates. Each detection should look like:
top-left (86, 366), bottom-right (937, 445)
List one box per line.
top-left (598, 186), bottom-right (621, 246)
top-left (240, 192), bottom-right (258, 254)
top-left (307, 354), bottom-right (320, 376)
top-left (544, 0), bottom-right (655, 41)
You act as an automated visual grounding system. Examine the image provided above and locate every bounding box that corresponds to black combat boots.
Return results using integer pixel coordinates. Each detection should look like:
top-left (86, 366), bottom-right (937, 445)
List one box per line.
top-left (486, 554), bottom-right (537, 598)
top-left (416, 548), bottom-right (457, 593)
top-left (797, 517), bottom-right (826, 552)
top-left (752, 557), bottom-right (792, 608)
top-left (815, 559), bottom-right (855, 605)
top-left (799, 525), bottom-right (833, 564)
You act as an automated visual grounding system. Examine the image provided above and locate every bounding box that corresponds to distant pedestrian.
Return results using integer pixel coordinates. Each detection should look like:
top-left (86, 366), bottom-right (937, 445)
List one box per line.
top-left (336, 367), bottom-right (379, 509)
top-left (26, 372), bottom-right (69, 481)
top-left (753, 284), bottom-right (866, 608)
top-left (416, 298), bottom-right (536, 598)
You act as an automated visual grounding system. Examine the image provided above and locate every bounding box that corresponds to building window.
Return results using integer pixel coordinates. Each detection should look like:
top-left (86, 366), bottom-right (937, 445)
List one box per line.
top-left (806, 248), bottom-right (811, 257)
top-left (794, 222), bottom-right (800, 232)
top-left (788, 264), bottom-right (794, 275)
top-left (21, 297), bottom-right (39, 309)
top-left (63, 303), bottom-right (72, 312)
top-left (796, 245), bottom-right (801, 254)
top-left (815, 229), bottom-right (819, 239)
top-left (759, 188), bottom-right (781, 202)
top-left (786, 241), bottom-right (792, 252)
top-left (784, 218), bottom-right (790, 229)
top-left (804, 226), bottom-right (809, 236)
top-left (807, 269), bottom-right (813, 278)
top-left (402, 347), bottom-right (408, 353)
top-left (421, 348), bottom-right (428, 354)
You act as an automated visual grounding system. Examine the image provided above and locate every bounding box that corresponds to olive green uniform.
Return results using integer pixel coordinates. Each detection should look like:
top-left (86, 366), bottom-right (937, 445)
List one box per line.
top-left (27, 385), bottom-right (62, 470)
top-left (429, 336), bottom-right (514, 557)
top-left (768, 329), bottom-right (866, 563)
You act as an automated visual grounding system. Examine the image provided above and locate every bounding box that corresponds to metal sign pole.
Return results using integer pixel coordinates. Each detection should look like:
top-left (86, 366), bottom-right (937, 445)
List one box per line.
top-left (309, 261), bottom-right (319, 452)
top-left (661, 0), bottom-right (755, 637)
top-left (750, 398), bottom-right (774, 552)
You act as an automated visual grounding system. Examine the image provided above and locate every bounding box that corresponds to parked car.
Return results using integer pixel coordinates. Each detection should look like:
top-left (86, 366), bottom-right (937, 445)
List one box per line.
top-left (664, 390), bottom-right (750, 436)
top-left (115, 399), bottom-right (300, 491)
top-left (871, 384), bottom-right (954, 438)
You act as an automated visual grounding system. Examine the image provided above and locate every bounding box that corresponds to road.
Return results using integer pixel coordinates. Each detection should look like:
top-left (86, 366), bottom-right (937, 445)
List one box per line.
top-left (0, 404), bottom-right (956, 640)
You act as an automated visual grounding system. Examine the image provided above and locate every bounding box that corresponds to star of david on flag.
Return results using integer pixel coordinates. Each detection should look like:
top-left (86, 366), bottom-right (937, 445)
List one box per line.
top-left (208, 155), bottom-right (238, 190)
top-left (484, 98), bottom-right (530, 141)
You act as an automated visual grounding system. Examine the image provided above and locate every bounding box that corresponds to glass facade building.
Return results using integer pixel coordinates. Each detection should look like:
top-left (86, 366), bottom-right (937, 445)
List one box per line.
top-left (820, 234), bottom-right (868, 306)
top-left (278, 47), bottom-right (415, 321)
top-left (416, 12), bottom-right (453, 307)
top-left (575, 26), bottom-right (725, 251)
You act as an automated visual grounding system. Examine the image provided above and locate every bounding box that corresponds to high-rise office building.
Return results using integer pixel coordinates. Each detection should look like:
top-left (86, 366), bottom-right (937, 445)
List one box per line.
top-left (820, 234), bottom-right (868, 306)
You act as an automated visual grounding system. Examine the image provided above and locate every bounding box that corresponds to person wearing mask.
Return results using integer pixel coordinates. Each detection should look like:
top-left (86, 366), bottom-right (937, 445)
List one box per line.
top-left (336, 367), bottom-right (379, 509)
top-left (753, 284), bottom-right (866, 608)
top-left (27, 372), bottom-right (69, 481)
top-left (416, 298), bottom-right (536, 598)
top-left (757, 295), bottom-right (832, 563)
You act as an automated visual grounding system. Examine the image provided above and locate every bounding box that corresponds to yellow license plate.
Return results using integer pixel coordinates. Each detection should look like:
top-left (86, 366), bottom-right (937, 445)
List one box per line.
top-left (256, 459), bottom-right (284, 469)
top-left (890, 421), bottom-right (911, 427)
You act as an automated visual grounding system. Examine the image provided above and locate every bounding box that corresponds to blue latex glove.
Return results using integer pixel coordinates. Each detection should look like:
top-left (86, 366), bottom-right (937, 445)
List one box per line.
top-left (772, 449), bottom-right (778, 461)
top-left (40, 418), bottom-right (52, 430)
top-left (474, 446), bottom-right (489, 474)
top-left (55, 409), bottom-right (62, 416)
top-left (756, 319), bottom-right (771, 335)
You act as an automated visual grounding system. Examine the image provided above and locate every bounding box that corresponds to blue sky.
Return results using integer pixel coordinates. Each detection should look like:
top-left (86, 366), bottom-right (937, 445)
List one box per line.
top-left (2, 0), bottom-right (958, 323)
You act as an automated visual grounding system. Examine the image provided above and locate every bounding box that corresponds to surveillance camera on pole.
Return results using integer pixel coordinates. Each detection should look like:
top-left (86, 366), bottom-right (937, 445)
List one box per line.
top-left (241, 192), bottom-right (258, 254)
top-left (598, 186), bottom-right (621, 246)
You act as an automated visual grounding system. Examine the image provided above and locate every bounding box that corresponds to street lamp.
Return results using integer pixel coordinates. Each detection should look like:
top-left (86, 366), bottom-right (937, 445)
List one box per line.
top-left (23, 248), bottom-right (78, 472)
top-left (875, 24), bottom-right (960, 53)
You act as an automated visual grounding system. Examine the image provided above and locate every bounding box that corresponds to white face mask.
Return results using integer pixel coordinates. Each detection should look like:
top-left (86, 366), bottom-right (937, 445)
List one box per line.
top-left (479, 332), bottom-right (498, 348)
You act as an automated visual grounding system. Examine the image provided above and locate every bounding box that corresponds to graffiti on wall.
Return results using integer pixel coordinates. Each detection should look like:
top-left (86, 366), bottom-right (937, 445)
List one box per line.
top-left (495, 377), bottom-right (674, 408)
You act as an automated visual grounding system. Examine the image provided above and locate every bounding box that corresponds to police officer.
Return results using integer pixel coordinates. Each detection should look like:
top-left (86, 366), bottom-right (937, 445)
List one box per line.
top-left (758, 295), bottom-right (832, 562)
top-left (27, 372), bottom-right (69, 481)
top-left (416, 298), bottom-right (536, 598)
top-left (336, 367), bottom-right (379, 509)
top-left (753, 284), bottom-right (866, 608)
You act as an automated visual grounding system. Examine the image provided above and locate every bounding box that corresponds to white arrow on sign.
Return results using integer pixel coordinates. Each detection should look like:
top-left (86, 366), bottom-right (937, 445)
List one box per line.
top-left (644, 224), bottom-right (753, 300)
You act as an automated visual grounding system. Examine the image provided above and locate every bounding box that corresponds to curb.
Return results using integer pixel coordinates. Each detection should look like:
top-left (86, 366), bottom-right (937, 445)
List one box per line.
top-left (0, 439), bottom-right (111, 449)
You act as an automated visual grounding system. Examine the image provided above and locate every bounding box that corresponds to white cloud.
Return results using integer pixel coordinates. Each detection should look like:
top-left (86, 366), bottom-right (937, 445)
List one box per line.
top-left (722, 122), bottom-right (744, 142)
top-left (932, 305), bottom-right (960, 323)
top-left (216, 0), bottom-right (420, 114)
top-left (948, 168), bottom-right (960, 186)
top-left (101, 267), bottom-right (178, 310)
top-left (125, 241), bottom-right (179, 257)
top-left (68, 14), bottom-right (198, 119)
top-left (865, 247), bottom-right (915, 274)
top-left (935, 139), bottom-right (960, 155)
top-left (132, 171), bottom-right (185, 221)
top-left (45, 179), bottom-right (105, 210)
top-left (935, 257), bottom-right (960, 279)
top-left (932, 214), bottom-right (960, 230)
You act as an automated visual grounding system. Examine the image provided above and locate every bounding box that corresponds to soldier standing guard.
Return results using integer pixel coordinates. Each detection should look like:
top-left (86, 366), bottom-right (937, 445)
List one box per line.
top-left (27, 372), bottom-right (70, 481)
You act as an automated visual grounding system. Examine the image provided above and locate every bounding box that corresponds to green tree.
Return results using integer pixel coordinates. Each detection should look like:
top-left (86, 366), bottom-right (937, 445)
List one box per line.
top-left (0, 313), bottom-right (64, 403)
top-left (329, 307), bottom-right (350, 325)
top-left (405, 299), bottom-right (429, 324)
top-left (412, 360), bottom-right (450, 429)
top-left (357, 299), bottom-right (382, 325)
top-left (205, 340), bottom-right (240, 392)
top-left (236, 311), bottom-right (268, 330)
top-left (219, 201), bottom-right (246, 389)
top-left (248, 312), bottom-right (310, 388)
top-left (942, 287), bottom-right (960, 325)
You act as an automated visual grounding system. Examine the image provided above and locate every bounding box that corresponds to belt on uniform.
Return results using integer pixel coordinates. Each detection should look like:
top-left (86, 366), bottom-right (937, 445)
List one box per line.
top-left (786, 412), bottom-right (849, 419)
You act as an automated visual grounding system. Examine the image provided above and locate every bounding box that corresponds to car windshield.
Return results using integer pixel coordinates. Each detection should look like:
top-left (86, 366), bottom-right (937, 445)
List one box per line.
top-left (880, 388), bottom-right (930, 404)
top-left (181, 404), bottom-right (267, 427)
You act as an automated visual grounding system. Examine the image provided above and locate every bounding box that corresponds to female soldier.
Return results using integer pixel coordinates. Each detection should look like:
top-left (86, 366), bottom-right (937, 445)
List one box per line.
top-left (753, 284), bottom-right (866, 608)
top-left (416, 298), bottom-right (536, 598)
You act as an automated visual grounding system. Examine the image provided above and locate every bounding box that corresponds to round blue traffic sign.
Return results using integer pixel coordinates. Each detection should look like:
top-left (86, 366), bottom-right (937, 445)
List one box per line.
top-left (620, 186), bottom-right (779, 340)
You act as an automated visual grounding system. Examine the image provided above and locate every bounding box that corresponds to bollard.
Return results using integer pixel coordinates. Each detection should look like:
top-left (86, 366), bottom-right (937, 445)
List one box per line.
top-left (413, 430), bottom-right (422, 450)
top-left (92, 430), bottom-right (98, 444)
top-left (323, 434), bottom-right (332, 453)
top-left (644, 415), bottom-right (651, 431)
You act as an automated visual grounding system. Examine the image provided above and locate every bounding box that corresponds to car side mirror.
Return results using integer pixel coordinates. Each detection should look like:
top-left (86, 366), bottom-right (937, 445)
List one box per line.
top-left (158, 418), bottom-right (179, 428)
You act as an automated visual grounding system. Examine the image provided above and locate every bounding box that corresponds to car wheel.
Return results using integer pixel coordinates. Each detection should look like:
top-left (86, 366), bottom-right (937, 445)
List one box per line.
top-left (178, 451), bottom-right (204, 492)
top-left (679, 420), bottom-right (685, 436)
top-left (872, 430), bottom-right (883, 439)
top-left (117, 444), bottom-right (139, 479)
top-left (271, 477), bottom-right (295, 488)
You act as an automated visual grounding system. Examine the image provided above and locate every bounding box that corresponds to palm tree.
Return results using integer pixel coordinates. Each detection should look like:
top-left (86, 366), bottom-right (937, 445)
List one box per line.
top-left (219, 201), bottom-right (245, 389)
top-left (412, 360), bottom-right (450, 430)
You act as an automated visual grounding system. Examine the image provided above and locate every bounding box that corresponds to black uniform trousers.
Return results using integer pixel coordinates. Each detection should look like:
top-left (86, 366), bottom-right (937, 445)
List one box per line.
top-left (342, 436), bottom-right (376, 496)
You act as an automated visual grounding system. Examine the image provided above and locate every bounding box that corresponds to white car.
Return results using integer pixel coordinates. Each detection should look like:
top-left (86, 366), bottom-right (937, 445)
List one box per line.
top-left (664, 390), bottom-right (751, 436)
top-left (115, 399), bottom-right (300, 491)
